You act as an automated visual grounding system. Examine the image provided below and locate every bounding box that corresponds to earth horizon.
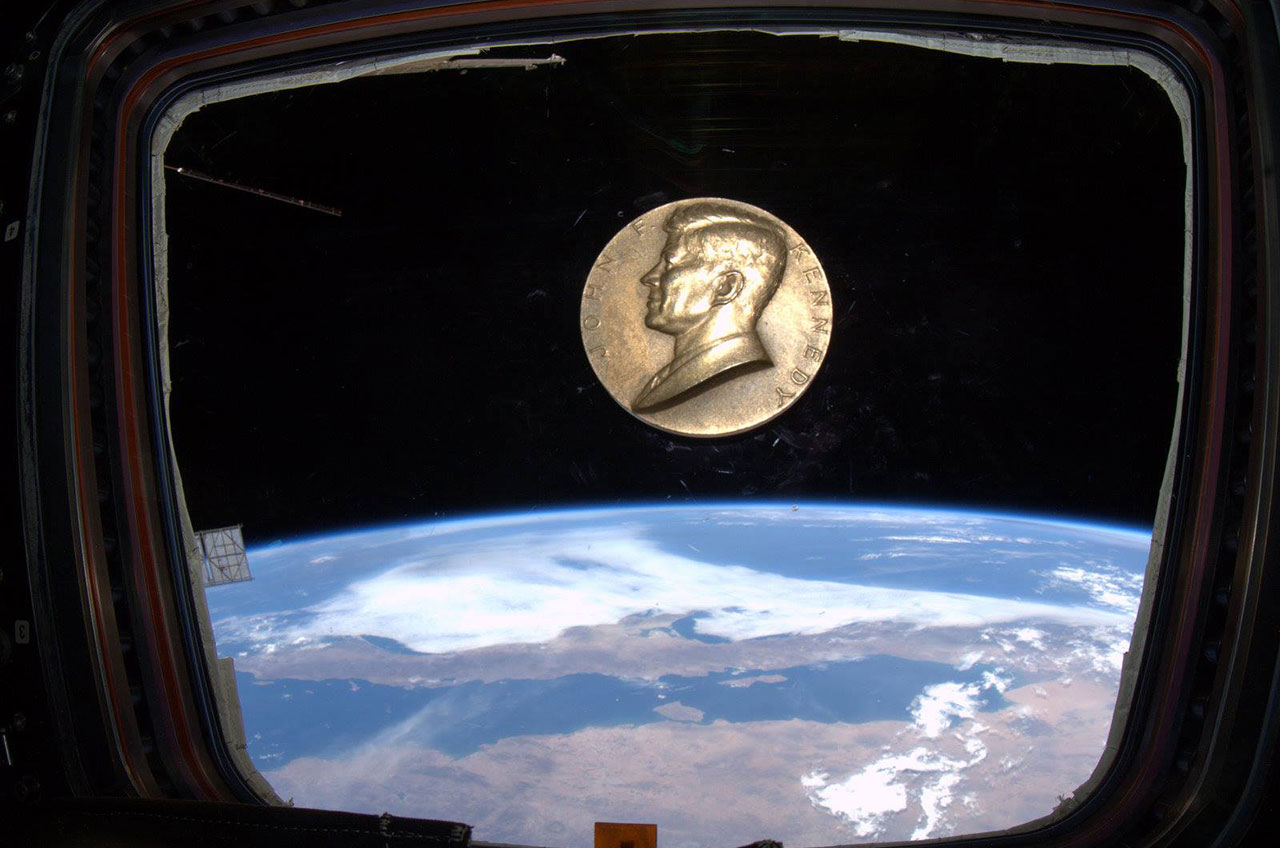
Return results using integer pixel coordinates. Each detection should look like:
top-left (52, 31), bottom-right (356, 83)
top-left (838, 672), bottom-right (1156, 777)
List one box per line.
top-left (206, 502), bottom-right (1151, 846)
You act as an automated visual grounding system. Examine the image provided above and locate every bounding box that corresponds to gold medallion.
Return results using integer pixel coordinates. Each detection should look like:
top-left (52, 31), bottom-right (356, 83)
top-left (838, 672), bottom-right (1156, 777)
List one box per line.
top-left (580, 198), bottom-right (833, 437)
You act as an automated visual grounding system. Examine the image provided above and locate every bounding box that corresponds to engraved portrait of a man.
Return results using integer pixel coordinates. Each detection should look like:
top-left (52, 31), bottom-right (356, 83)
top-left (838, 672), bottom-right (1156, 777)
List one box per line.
top-left (632, 201), bottom-right (788, 412)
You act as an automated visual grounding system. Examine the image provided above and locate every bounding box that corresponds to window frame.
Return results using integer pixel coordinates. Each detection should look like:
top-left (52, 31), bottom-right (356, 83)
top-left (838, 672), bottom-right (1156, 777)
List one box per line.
top-left (14, 0), bottom-right (1278, 845)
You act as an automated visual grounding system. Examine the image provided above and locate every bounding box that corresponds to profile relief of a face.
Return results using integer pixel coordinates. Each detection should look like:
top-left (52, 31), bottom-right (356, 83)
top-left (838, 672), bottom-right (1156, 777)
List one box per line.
top-left (632, 201), bottom-right (788, 412)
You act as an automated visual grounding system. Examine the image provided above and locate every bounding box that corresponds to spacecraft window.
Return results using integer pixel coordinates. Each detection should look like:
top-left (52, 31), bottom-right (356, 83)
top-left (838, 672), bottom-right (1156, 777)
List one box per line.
top-left (153, 28), bottom-right (1188, 845)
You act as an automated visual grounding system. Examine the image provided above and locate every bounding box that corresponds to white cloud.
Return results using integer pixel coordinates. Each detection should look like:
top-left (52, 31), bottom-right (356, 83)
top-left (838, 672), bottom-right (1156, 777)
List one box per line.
top-left (805, 672), bottom-right (1009, 838)
top-left (803, 758), bottom-right (909, 838)
top-left (255, 527), bottom-right (1132, 655)
top-left (913, 682), bottom-right (983, 738)
top-left (910, 671), bottom-right (1009, 738)
top-left (913, 771), bottom-right (964, 840)
top-left (956, 651), bottom-right (984, 671)
top-left (1012, 628), bottom-right (1046, 650)
top-left (1038, 564), bottom-right (1145, 616)
top-left (804, 743), bottom-right (983, 840)
top-left (1065, 626), bottom-right (1134, 675)
top-left (883, 535), bottom-right (976, 544)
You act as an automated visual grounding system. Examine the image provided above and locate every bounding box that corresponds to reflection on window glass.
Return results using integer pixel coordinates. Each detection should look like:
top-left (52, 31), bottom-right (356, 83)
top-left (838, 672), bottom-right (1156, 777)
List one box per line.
top-left (163, 29), bottom-right (1184, 846)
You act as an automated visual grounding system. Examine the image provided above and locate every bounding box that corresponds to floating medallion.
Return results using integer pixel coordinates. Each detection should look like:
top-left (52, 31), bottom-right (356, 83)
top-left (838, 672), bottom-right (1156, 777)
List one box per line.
top-left (580, 198), bottom-right (833, 437)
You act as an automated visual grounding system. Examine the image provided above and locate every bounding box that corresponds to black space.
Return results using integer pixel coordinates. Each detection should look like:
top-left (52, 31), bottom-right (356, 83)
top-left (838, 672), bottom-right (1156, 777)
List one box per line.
top-left (163, 32), bottom-right (1185, 543)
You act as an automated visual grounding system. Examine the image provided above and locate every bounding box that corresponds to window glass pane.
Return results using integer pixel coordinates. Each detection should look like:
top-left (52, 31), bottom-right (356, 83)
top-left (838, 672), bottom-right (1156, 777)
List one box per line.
top-left (160, 28), bottom-right (1185, 845)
